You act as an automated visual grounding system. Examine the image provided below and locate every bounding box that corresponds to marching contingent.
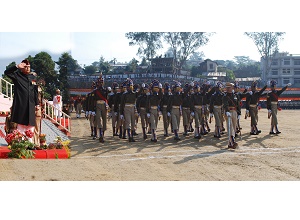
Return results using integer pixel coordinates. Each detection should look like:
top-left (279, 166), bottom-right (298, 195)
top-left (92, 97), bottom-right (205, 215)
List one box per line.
top-left (81, 74), bottom-right (292, 149)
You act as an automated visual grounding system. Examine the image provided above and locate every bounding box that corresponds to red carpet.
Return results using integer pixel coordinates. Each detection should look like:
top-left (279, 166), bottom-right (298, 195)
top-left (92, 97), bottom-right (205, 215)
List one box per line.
top-left (0, 147), bottom-right (69, 159)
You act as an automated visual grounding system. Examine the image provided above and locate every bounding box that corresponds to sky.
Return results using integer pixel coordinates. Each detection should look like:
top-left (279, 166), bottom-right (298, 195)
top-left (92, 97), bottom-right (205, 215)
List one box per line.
top-left (1, 31), bottom-right (300, 74)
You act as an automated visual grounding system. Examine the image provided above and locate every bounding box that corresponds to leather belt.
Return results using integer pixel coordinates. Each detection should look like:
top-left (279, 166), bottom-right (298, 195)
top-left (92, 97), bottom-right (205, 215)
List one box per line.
top-left (249, 104), bottom-right (257, 108)
top-left (229, 107), bottom-right (236, 110)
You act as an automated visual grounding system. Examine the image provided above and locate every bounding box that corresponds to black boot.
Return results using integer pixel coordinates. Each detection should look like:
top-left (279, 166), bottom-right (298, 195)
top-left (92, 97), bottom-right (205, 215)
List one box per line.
top-left (164, 128), bottom-right (169, 137)
top-left (151, 129), bottom-right (157, 142)
top-left (93, 127), bottom-right (97, 140)
top-left (275, 125), bottom-right (281, 134)
top-left (131, 130), bottom-right (136, 142)
top-left (269, 125), bottom-right (276, 134)
top-left (174, 130), bottom-right (181, 141)
top-left (99, 128), bottom-right (104, 143)
top-left (119, 126), bottom-right (123, 138)
top-left (255, 125), bottom-right (261, 134)
top-left (127, 129), bottom-right (132, 142)
top-left (90, 126), bottom-right (93, 137)
top-left (194, 127), bottom-right (201, 139)
top-left (142, 127), bottom-right (147, 140)
top-left (183, 125), bottom-right (189, 136)
top-left (122, 128), bottom-right (127, 139)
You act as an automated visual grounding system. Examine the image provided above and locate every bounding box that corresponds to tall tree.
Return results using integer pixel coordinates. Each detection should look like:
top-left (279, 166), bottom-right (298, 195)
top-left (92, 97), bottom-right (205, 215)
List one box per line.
top-left (163, 32), bottom-right (213, 73)
top-left (125, 32), bottom-right (163, 72)
top-left (56, 52), bottom-right (79, 102)
top-left (244, 32), bottom-right (285, 82)
top-left (31, 52), bottom-right (57, 100)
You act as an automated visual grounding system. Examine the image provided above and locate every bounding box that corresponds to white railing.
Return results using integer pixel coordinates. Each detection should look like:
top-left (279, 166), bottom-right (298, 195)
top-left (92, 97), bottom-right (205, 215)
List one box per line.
top-left (0, 77), bottom-right (14, 99)
top-left (43, 99), bottom-right (71, 133)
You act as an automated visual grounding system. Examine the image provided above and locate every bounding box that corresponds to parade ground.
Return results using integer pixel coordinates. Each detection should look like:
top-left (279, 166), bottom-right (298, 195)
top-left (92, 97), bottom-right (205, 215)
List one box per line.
top-left (0, 109), bottom-right (300, 181)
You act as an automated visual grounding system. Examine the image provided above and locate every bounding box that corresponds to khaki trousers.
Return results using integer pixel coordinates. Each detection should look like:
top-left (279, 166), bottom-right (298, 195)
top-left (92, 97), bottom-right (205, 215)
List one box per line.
top-left (150, 108), bottom-right (159, 130)
top-left (194, 107), bottom-right (203, 128)
top-left (249, 106), bottom-right (258, 126)
top-left (271, 103), bottom-right (278, 126)
top-left (76, 103), bottom-right (82, 115)
top-left (124, 106), bottom-right (135, 130)
top-left (171, 108), bottom-right (180, 130)
top-left (213, 106), bottom-right (222, 127)
top-left (33, 107), bottom-right (42, 146)
top-left (96, 103), bottom-right (107, 130)
top-left (182, 108), bottom-right (191, 127)
top-left (140, 108), bottom-right (148, 128)
top-left (225, 110), bottom-right (237, 137)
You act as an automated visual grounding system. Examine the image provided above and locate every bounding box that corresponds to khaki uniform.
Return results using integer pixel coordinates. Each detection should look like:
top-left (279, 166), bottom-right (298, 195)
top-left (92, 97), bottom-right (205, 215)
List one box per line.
top-left (33, 85), bottom-right (43, 146)
top-left (167, 91), bottom-right (183, 139)
top-left (267, 85), bottom-right (288, 129)
top-left (160, 92), bottom-right (171, 135)
top-left (223, 92), bottom-right (240, 147)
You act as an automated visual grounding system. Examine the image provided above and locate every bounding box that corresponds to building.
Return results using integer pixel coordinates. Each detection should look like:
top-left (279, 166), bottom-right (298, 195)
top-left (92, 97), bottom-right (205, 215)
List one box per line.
top-left (199, 59), bottom-right (226, 80)
top-left (150, 57), bottom-right (180, 74)
top-left (261, 52), bottom-right (300, 87)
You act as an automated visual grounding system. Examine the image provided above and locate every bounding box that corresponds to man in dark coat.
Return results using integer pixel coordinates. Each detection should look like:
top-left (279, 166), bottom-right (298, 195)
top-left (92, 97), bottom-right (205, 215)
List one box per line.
top-left (4, 59), bottom-right (39, 142)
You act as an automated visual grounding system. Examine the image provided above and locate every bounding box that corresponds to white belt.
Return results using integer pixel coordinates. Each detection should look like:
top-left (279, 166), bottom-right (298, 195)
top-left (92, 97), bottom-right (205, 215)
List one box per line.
top-left (182, 107), bottom-right (190, 110)
top-left (96, 100), bottom-right (105, 104)
top-left (163, 105), bottom-right (167, 108)
top-left (150, 106), bottom-right (158, 110)
top-left (214, 105), bottom-right (222, 108)
top-left (249, 104), bottom-right (257, 108)
top-left (271, 102), bottom-right (278, 104)
top-left (140, 107), bottom-right (146, 110)
top-left (194, 105), bottom-right (202, 109)
top-left (172, 106), bottom-right (180, 109)
top-left (125, 104), bottom-right (135, 107)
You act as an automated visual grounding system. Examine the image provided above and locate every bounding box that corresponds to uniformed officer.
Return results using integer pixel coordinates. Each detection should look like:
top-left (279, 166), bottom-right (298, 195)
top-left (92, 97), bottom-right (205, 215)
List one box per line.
top-left (182, 83), bottom-right (193, 136)
top-left (190, 82), bottom-right (206, 139)
top-left (245, 81), bottom-right (267, 135)
top-left (114, 81), bottom-right (127, 139)
top-left (233, 81), bottom-right (248, 134)
top-left (136, 83), bottom-right (150, 139)
top-left (209, 82), bottom-right (224, 138)
top-left (120, 78), bottom-right (139, 142)
top-left (87, 81), bottom-right (97, 139)
top-left (108, 82), bottom-right (120, 137)
top-left (160, 82), bottom-right (172, 137)
top-left (267, 80), bottom-right (291, 134)
top-left (146, 79), bottom-right (163, 142)
top-left (93, 74), bottom-right (109, 143)
top-left (167, 81), bottom-right (183, 141)
top-left (223, 82), bottom-right (240, 149)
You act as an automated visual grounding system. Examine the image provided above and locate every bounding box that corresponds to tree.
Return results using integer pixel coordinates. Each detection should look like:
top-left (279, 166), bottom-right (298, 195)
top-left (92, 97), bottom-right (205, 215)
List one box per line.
top-left (84, 65), bottom-right (97, 75)
top-left (31, 52), bottom-right (57, 100)
top-left (189, 51), bottom-right (205, 62)
top-left (244, 32), bottom-right (285, 82)
top-left (56, 52), bottom-right (79, 102)
top-left (125, 32), bottom-right (163, 72)
top-left (126, 58), bottom-right (139, 73)
top-left (140, 57), bottom-right (148, 66)
top-left (233, 56), bottom-right (255, 67)
top-left (163, 32), bottom-right (213, 73)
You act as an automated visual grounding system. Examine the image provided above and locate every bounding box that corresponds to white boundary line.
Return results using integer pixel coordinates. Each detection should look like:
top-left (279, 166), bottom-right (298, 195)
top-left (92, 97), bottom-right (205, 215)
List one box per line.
top-left (73, 146), bottom-right (300, 161)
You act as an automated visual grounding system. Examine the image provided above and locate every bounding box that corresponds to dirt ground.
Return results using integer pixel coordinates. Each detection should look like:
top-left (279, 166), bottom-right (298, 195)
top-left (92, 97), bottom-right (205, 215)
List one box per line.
top-left (1, 109), bottom-right (300, 181)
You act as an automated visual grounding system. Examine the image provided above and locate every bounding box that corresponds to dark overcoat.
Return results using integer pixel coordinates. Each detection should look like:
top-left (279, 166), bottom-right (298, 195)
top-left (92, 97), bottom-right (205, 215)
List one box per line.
top-left (4, 66), bottom-right (38, 126)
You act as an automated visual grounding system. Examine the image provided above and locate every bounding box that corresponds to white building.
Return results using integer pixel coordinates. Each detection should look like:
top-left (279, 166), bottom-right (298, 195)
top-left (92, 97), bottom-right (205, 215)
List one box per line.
top-left (261, 52), bottom-right (300, 87)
